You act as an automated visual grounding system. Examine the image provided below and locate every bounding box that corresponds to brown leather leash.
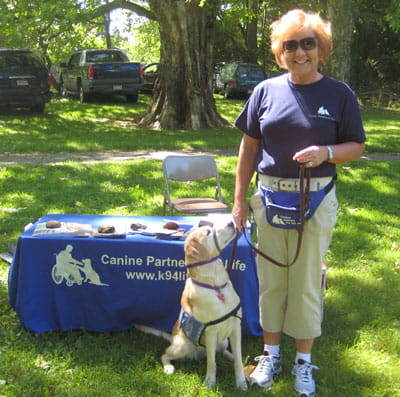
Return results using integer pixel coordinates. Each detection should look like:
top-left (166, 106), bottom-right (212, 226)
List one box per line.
top-left (226, 230), bottom-right (239, 276)
top-left (242, 165), bottom-right (311, 268)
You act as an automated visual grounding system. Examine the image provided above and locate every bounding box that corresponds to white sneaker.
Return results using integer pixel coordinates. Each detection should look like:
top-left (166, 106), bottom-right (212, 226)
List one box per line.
top-left (291, 359), bottom-right (319, 396)
top-left (249, 354), bottom-right (282, 388)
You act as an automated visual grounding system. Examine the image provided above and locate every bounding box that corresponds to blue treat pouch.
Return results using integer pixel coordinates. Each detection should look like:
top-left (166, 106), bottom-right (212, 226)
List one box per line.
top-left (259, 183), bottom-right (332, 229)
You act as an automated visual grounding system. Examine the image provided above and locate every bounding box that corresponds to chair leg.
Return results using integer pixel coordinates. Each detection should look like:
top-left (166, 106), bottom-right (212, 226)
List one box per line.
top-left (162, 197), bottom-right (167, 216)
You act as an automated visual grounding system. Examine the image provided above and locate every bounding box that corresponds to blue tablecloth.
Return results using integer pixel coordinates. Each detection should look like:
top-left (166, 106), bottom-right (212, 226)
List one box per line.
top-left (8, 214), bottom-right (262, 336)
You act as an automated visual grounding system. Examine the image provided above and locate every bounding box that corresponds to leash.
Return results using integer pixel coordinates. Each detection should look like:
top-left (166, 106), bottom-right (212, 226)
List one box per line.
top-left (242, 165), bottom-right (311, 268)
top-left (186, 223), bottom-right (239, 276)
top-left (226, 230), bottom-right (238, 276)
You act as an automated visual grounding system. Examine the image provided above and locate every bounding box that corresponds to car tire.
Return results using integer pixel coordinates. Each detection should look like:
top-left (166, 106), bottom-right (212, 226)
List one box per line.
top-left (126, 93), bottom-right (138, 103)
top-left (60, 81), bottom-right (68, 97)
top-left (79, 85), bottom-right (90, 103)
top-left (224, 86), bottom-right (232, 99)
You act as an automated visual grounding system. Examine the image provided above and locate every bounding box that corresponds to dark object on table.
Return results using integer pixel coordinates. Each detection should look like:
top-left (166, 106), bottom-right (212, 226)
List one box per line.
top-left (163, 221), bottom-right (179, 230)
top-left (98, 225), bottom-right (115, 234)
top-left (131, 223), bottom-right (147, 231)
top-left (46, 220), bottom-right (62, 229)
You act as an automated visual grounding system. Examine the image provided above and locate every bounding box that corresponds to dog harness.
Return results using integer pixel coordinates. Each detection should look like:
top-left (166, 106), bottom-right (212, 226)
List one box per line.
top-left (182, 225), bottom-right (241, 346)
top-left (180, 302), bottom-right (242, 347)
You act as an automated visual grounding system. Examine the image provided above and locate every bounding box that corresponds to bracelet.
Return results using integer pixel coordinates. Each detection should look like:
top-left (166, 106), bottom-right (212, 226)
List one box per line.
top-left (326, 145), bottom-right (334, 161)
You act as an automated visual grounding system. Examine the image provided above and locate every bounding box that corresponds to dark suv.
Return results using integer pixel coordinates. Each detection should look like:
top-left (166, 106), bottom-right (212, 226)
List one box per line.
top-left (0, 48), bottom-right (51, 112)
top-left (214, 62), bottom-right (266, 98)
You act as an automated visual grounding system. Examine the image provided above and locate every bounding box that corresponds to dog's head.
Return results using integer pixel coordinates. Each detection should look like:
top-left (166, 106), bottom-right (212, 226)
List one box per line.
top-left (184, 220), bottom-right (236, 264)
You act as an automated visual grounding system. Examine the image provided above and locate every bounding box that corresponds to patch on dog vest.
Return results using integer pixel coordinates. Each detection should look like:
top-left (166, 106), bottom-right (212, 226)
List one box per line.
top-left (180, 302), bottom-right (242, 347)
top-left (180, 310), bottom-right (206, 346)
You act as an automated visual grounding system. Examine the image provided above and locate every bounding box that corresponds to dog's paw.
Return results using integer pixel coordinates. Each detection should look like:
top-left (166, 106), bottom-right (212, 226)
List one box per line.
top-left (204, 375), bottom-right (216, 389)
top-left (163, 364), bottom-right (175, 375)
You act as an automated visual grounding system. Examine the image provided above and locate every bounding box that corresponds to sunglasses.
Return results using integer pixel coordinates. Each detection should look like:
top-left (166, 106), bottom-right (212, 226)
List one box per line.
top-left (283, 37), bottom-right (318, 52)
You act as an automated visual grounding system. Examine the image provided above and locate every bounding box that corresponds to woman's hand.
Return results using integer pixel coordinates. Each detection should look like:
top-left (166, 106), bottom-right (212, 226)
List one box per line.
top-left (232, 200), bottom-right (248, 233)
top-left (292, 145), bottom-right (328, 167)
top-left (293, 142), bottom-right (365, 166)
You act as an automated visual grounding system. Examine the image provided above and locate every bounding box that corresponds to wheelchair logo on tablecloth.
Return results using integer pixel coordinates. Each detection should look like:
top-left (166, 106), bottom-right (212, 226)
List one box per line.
top-left (51, 244), bottom-right (109, 287)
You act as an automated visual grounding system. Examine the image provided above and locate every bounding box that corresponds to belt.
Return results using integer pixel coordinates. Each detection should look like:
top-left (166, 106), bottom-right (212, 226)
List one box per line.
top-left (258, 174), bottom-right (333, 192)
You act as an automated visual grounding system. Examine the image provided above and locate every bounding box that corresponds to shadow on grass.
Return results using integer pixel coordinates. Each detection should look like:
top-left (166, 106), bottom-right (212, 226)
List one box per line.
top-left (332, 160), bottom-right (400, 263)
top-left (0, 158), bottom-right (399, 396)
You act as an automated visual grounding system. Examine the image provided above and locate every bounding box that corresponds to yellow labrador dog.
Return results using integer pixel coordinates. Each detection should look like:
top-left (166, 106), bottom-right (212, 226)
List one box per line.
top-left (136, 220), bottom-right (247, 391)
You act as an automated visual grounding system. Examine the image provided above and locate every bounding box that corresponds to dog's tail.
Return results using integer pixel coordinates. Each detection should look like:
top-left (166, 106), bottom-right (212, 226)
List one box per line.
top-left (134, 324), bottom-right (171, 342)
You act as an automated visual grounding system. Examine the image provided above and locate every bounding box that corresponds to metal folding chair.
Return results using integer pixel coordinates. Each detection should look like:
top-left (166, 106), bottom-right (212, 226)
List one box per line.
top-left (162, 155), bottom-right (229, 215)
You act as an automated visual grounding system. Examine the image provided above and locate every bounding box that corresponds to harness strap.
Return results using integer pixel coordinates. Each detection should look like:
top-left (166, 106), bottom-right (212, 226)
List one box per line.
top-left (204, 302), bottom-right (242, 326)
top-left (180, 302), bottom-right (242, 347)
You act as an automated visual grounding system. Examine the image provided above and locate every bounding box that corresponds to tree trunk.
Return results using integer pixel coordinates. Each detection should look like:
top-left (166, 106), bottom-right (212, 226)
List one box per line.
top-left (245, 0), bottom-right (259, 63)
top-left (324, 0), bottom-right (353, 83)
top-left (139, 0), bottom-right (229, 130)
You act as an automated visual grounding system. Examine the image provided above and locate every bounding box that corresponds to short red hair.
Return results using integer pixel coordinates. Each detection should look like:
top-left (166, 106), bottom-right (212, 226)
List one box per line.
top-left (270, 9), bottom-right (333, 69)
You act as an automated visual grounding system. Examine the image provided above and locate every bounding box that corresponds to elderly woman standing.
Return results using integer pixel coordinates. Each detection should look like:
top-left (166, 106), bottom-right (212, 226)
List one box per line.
top-left (232, 9), bottom-right (365, 396)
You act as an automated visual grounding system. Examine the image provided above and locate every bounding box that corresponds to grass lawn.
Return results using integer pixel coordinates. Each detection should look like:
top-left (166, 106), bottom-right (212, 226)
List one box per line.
top-left (0, 94), bottom-right (399, 396)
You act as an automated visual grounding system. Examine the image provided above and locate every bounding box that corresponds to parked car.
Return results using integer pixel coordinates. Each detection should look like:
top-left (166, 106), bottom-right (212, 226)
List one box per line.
top-left (142, 63), bottom-right (159, 94)
top-left (214, 62), bottom-right (266, 98)
top-left (0, 48), bottom-right (51, 112)
top-left (55, 49), bottom-right (143, 103)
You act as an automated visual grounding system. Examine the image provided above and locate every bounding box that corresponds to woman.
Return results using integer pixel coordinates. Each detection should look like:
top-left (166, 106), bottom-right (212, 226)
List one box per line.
top-left (232, 9), bottom-right (365, 396)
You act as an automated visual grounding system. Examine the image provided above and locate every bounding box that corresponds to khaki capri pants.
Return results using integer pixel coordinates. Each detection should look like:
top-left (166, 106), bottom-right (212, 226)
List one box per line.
top-left (250, 176), bottom-right (338, 339)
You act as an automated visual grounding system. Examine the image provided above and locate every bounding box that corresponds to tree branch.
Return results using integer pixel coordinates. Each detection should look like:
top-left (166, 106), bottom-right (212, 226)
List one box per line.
top-left (88, 0), bottom-right (156, 21)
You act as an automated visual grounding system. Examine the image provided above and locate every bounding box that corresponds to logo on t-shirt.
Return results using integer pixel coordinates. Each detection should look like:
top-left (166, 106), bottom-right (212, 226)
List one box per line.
top-left (317, 106), bottom-right (331, 116)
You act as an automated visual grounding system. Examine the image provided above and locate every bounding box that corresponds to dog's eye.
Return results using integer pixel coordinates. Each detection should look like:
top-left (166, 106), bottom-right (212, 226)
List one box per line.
top-left (205, 229), bottom-right (211, 236)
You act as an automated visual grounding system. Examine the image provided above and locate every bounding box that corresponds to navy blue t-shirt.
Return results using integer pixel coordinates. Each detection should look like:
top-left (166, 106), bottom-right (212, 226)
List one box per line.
top-left (235, 73), bottom-right (366, 178)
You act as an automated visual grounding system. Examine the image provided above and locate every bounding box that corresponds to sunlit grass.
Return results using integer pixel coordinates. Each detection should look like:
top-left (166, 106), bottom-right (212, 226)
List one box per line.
top-left (0, 95), bottom-right (399, 155)
top-left (0, 100), bottom-right (399, 396)
top-left (0, 158), bottom-right (399, 396)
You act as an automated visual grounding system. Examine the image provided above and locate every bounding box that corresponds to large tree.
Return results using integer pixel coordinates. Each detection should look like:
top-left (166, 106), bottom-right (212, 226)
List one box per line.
top-left (93, 0), bottom-right (229, 130)
top-left (143, 0), bottom-right (228, 129)
top-left (324, 0), bottom-right (353, 83)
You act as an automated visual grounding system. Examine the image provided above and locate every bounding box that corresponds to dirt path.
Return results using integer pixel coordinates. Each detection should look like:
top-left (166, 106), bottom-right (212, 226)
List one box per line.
top-left (0, 150), bottom-right (397, 165)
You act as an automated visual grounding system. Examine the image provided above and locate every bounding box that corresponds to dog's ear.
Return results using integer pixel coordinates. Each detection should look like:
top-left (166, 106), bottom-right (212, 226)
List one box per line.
top-left (185, 235), bottom-right (201, 259)
top-left (185, 233), bottom-right (210, 262)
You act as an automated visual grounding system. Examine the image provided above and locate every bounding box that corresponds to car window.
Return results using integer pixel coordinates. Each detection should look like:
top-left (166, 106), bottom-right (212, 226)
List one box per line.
top-left (236, 66), bottom-right (265, 79)
top-left (0, 53), bottom-right (44, 69)
top-left (144, 64), bottom-right (159, 74)
top-left (86, 51), bottom-right (129, 63)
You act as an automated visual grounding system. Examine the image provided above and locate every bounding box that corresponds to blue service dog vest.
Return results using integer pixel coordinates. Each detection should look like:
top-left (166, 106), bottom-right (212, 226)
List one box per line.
top-left (180, 303), bottom-right (242, 347)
